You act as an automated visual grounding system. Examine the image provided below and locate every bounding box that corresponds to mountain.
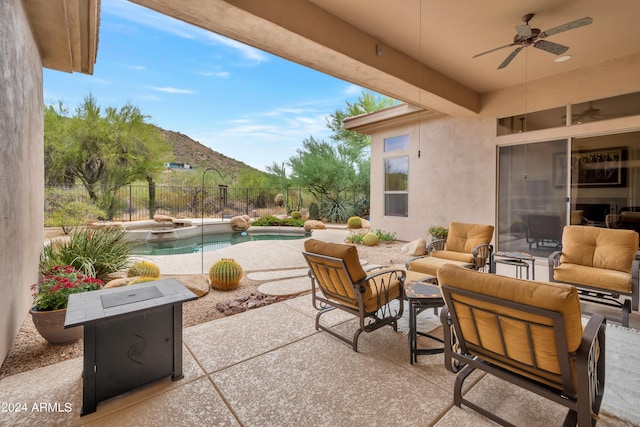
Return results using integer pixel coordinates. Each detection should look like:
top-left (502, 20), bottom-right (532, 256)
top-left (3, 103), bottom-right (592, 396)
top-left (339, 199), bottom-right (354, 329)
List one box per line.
top-left (158, 128), bottom-right (262, 183)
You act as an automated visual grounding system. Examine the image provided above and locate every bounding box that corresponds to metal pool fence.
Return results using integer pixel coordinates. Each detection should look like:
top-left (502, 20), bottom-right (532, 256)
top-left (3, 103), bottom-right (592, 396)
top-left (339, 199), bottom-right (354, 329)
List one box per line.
top-left (45, 184), bottom-right (312, 223)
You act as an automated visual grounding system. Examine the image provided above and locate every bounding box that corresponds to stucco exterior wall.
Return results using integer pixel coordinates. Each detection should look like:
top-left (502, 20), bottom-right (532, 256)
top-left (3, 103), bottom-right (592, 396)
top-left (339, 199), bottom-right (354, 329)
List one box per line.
top-left (0, 0), bottom-right (45, 363)
top-left (370, 114), bottom-right (496, 242)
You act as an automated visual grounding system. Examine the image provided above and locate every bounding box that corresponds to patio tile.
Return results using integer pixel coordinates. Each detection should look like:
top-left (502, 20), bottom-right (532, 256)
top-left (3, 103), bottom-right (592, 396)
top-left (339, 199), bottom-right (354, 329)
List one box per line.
top-left (281, 293), bottom-right (358, 327)
top-left (0, 357), bottom-right (82, 427)
top-left (183, 302), bottom-right (318, 374)
top-left (210, 332), bottom-right (453, 426)
top-left (83, 377), bottom-right (238, 426)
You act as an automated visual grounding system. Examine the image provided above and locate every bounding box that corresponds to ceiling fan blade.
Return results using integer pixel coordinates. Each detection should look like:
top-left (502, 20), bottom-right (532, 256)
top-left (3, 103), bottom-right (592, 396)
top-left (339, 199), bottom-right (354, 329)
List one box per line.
top-left (539, 17), bottom-right (593, 38)
top-left (472, 43), bottom-right (514, 58)
top-left (498, 46), bottom-right (523, 69)
top-left (533, 39), bottom-right (569, 55)
top-left (515, 24), bottom-right (532, 37)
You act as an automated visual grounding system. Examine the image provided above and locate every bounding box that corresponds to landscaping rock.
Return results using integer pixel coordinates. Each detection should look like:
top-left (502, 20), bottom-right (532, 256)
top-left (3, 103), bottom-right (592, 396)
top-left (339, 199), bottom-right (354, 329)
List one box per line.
top-left (215, 293), bottom-right (285, 316)
top-left (230, 215), bottom-right (251, 231)
top-left (304, 220), bottom-right (326, 232)
top-left (401, 239), bottom-right (427, 256)
top-left (153, 214), bottom-right (174, 222)
top-left (104, 277), bottom-right (136, 288)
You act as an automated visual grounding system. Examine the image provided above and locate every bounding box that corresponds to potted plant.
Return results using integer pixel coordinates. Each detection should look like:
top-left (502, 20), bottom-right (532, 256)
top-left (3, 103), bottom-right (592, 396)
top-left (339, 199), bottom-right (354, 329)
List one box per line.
top-left (428, 225), bottom-right (449, 241)
top-left (30, 265), bottom-right (104, 345)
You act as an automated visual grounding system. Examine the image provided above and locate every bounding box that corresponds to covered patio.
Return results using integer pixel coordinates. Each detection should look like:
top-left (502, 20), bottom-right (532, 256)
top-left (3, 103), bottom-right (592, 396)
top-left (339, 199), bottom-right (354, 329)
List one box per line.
top-left (1, 232), bottom-right (638, 425)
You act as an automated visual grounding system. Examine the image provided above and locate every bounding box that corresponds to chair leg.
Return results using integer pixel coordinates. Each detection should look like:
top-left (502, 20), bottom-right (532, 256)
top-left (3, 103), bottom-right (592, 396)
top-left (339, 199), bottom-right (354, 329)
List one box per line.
top-left (454, 364), bottom-right (475, 407)
top-left (352, 329), bottom-right (362, 352)
top-left (622, 299), bottom-right (631, 327)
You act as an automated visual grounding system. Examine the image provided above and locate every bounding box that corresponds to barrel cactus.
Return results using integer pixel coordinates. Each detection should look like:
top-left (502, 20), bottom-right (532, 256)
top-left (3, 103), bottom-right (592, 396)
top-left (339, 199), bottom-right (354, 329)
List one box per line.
top-left (291, 211), bottom-right (302, 219)
top-left (347, 216), bottom-right (362, 229)
top-left (308, 202), bottom-right (319, 220)
top-left (127, 261), bottom-right (160, 278)
top-left (129, 276), bottom-right (160, 285)
top-left (209, 258), bottom-right (243, 290)
top-left (362, 232), bottom-right (379, 246)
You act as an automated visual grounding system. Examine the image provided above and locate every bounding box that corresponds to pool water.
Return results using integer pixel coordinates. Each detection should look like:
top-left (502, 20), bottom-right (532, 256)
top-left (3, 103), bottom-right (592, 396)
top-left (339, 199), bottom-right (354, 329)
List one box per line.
top-left (131, 232), bottom-right (308, 256)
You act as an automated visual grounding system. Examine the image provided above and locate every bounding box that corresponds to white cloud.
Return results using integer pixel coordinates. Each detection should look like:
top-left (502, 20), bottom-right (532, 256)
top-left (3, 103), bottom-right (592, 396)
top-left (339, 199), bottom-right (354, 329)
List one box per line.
top-left (104, 0), bottom-right (268, 65)
top-left (127, 65), bottom-right (146, 70)
top-left (344, 84), bottom-right (362, 96)
top-left (151, 86), bottom-right (197, 94)
top-left (198, 71), bottom-right (230, 78)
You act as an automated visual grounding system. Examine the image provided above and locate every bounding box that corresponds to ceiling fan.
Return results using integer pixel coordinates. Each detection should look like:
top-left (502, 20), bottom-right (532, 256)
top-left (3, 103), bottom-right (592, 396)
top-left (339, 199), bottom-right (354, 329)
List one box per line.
top-left (570, 101), bottom-right (622, 122)
top-left (473, 13), bottom-right (593, 69)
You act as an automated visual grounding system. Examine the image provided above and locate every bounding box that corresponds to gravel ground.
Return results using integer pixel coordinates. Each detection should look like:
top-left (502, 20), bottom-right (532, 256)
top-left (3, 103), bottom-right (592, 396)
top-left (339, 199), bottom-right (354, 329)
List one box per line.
top-left (0, 239), bottom-right (411, 379)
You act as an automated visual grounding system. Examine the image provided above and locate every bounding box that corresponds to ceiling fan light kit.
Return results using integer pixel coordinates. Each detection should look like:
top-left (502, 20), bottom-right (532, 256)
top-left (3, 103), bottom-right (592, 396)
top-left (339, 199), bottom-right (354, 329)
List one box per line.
top-left (473, 13), bottom-right (593, 69)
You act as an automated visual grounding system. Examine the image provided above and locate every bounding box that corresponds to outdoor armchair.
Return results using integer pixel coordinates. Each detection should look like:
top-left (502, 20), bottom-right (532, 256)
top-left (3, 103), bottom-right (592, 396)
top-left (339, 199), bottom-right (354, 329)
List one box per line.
top-left (548, 225), bottom-right (639, 327)
top-left (438, 264), bottom-right (606, 427)
top-left (406, 222), bottom-right (494, 276)
top-left (302, 238), bottom-right (405, 352)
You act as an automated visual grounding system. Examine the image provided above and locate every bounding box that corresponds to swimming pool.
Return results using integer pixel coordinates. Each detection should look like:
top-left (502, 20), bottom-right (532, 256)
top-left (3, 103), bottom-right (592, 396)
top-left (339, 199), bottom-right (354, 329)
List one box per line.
top-left (130, 232), bottom-right (309, 256)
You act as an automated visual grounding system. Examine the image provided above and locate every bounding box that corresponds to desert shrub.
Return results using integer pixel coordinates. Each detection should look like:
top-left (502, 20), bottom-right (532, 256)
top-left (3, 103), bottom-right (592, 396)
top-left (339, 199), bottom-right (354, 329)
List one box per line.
top-left (352, 198), bottom-right (370, 218)
top-left (321, 199), bottom-right (353, 223)
top-left (308, 203), bottom-right (319, 220)
top-left (251, 215), bottom-right (304, 227)
top-left (346, 229), bottom-right (395, 244)
top-left (39, 227), bottom-right (132, 279)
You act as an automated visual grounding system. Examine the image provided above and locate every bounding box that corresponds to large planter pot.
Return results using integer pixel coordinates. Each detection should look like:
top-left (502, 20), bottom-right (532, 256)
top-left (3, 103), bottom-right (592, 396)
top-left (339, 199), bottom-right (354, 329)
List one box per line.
top-left (30, 308), bottom-right (83, 345)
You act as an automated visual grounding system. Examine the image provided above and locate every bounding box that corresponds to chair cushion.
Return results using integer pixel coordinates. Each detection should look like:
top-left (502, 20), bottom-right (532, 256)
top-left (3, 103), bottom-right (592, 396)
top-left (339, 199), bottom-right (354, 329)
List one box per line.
top-left (559, 225), bottom-right (638, 273)
top-left (304, 239), bottom-right (367, 283)
top-left (437, 264), bottom-right (583, 378)
top-left (445, 222), bottom-right (494, 253)
top-left (553, 263), bottom-right (632, 293)
top-left (431, 250), bottom-right (475, 264)
top-left (408, 256), bottom-right (472, 276)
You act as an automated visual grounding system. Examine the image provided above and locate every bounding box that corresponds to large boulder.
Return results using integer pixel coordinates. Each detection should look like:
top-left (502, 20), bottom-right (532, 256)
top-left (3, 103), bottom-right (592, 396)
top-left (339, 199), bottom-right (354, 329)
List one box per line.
top-left (230, 215), bottom-right (251, 231)
top-left (153, 214), bottom-right (175, 222)
top-left (104, 277), bottom-right (137, 288)
top-left (304, 220), bottom-right (326, 232)
top-left (401, 239), bottom-right (427, 256)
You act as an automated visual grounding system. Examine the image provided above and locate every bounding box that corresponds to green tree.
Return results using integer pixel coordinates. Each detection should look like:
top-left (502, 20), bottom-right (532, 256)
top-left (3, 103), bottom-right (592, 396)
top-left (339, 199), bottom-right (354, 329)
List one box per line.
top-left (45, 94), bottom-right (171, 219)
top-left (288, 91), bottom-right (396, 222)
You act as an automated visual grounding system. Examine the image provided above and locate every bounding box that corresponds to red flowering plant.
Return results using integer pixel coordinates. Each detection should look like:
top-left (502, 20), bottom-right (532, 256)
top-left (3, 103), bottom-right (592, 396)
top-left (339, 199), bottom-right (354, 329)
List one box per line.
top-left (31, 265), bottom-right (104, 311)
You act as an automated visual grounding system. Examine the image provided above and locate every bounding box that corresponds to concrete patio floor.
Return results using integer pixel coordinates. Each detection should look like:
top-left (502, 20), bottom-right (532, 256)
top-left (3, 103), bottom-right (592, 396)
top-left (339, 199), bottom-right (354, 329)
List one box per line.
top-left (1, 229), bottom-right (638, 426)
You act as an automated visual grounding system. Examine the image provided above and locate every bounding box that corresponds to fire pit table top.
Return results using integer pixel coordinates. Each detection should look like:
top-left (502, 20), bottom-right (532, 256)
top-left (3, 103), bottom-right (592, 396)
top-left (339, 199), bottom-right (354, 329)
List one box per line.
top-left (64, 278), bottom-right (197, 328)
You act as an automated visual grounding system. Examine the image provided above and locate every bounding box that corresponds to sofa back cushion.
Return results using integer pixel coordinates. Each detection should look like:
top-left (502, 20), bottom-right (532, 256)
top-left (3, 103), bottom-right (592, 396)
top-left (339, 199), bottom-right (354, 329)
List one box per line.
top-left (559, 225), bottom-right (638, 273)
top-left (445, 222), bottom-right (494, 254)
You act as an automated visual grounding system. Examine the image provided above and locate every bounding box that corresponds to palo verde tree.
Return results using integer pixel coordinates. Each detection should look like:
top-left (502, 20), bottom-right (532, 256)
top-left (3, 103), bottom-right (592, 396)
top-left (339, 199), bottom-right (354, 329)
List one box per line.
top-left (288, 91), bottom-right (396, 222)
top-left (45, 94), bottom-right (171, 219)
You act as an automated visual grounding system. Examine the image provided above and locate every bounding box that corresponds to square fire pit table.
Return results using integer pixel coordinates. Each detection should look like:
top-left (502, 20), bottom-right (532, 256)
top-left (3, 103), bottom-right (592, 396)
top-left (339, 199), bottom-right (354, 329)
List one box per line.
top-left (65, 278), bottom-right (197, 416)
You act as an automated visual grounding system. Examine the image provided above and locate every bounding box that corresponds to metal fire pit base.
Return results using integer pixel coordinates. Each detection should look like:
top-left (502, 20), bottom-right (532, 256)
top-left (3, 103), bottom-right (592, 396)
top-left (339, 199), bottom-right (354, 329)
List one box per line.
top-left (65, 278), bottom-right (197, 416)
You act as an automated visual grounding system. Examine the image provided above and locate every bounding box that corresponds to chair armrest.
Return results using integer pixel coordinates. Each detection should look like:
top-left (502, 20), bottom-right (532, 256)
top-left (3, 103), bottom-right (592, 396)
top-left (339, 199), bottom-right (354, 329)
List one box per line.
top-left (365, 268), bottom-right (405, 282)
top-left (633, 259), bottom-right (639, 311)
top-left (472, 244), bottom-right (493, 270)
top-left (575, 313), bottom-right (606, 408)
top-left (428, 239), bottom-right (446, 252)
top-left (548, 251), bottom-right (561, 283)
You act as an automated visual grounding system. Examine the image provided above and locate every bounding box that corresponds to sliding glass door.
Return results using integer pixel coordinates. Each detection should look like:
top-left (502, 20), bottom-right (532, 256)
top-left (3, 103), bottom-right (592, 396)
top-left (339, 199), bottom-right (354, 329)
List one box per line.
top-left (497, 140), bottom-right (568, 256)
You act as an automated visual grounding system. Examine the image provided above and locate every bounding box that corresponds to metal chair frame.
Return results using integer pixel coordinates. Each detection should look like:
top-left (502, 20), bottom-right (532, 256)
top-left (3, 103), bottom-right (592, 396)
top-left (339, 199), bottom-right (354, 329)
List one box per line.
top-left (303, 251), bottom-right (404, 352)
top-left (440, 284), bottom-right (606, 427)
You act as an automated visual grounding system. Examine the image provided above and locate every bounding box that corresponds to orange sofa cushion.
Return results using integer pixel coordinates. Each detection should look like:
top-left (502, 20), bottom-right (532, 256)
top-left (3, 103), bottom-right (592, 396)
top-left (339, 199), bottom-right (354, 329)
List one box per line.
top-left (444, 222), bottom-right (494, 254)
top-left (408, 256), bottom-right (472, 276)
top-left (559, 225), bottom-right (637, 273)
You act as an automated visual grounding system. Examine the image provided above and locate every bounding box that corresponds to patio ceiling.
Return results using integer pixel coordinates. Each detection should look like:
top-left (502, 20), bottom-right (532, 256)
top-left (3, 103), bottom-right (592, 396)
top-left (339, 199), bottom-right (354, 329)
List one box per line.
top-left (129, 0), bottom-right (640, 116)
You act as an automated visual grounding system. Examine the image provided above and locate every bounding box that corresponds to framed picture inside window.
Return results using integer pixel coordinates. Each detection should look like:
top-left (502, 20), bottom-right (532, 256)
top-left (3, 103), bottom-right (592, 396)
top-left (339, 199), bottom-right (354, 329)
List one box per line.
top-left (554, 147), bottom-right (626, 187)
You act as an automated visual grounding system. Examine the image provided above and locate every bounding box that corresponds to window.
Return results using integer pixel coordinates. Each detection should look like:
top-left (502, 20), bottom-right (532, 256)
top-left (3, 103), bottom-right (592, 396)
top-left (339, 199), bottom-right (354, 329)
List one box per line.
top-left (384, 134), bottom-right (409, 152)
top-left (384, 156), bottom-right (408, 216)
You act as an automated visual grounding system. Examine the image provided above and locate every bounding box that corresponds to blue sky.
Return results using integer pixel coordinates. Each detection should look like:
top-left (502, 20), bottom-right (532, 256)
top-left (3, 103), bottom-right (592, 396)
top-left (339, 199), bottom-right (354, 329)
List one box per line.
top-left (43, 0), bottom-right (371, 171)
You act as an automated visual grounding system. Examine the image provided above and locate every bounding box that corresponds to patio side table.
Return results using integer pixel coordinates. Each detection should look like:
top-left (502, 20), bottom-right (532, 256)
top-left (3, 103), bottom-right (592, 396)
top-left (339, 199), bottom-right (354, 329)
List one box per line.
top-left (405, 279), bottom-right (445, 364)
top-left (65, 278), bottom-right (197, 416)
top-left (491, 251), bottom-right (536, 279)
